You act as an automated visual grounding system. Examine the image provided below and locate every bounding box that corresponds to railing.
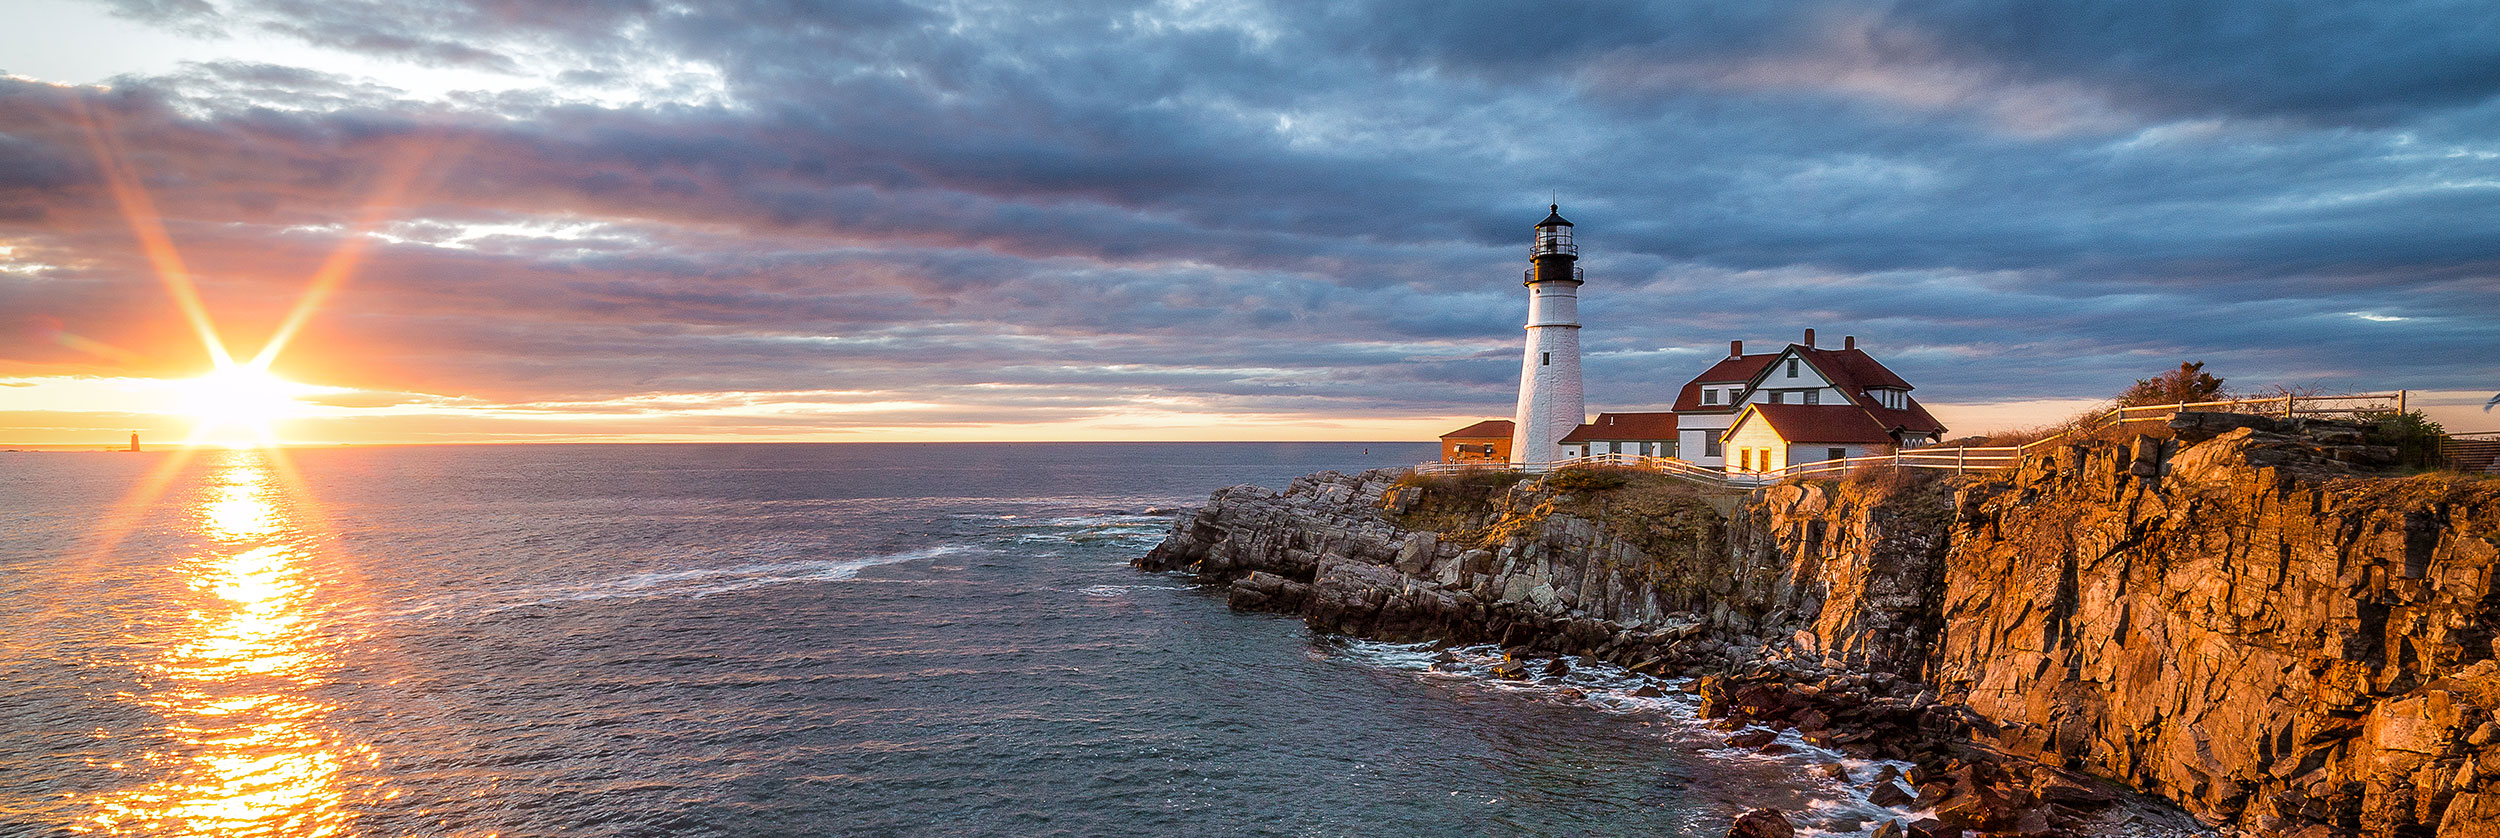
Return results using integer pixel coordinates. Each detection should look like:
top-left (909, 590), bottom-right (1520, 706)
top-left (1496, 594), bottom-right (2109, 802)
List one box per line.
top-left (1413, 391), bottom-right (2417, 489)
top-left (1522, 265), bottom-right (1585, 284)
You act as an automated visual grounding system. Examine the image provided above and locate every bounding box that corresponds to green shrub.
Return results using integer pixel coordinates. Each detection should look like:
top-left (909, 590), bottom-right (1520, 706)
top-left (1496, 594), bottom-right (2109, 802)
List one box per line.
top-left (2365, 410), bottom-right (2448, 469)
top-left (1544, 467), bottom-right (1632, 493)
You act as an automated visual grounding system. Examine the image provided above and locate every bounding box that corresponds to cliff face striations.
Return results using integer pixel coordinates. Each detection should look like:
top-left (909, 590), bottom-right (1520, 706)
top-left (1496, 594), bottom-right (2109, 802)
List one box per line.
top-left (1136, 414), bottom-right (2500, 836)
top-left (1936, 425), bottom-right (2500, 836)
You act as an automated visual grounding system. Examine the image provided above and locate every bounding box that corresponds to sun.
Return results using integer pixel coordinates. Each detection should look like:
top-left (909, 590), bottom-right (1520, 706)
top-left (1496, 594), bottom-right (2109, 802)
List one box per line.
top-left (179, 364), bottom-right (322, 445)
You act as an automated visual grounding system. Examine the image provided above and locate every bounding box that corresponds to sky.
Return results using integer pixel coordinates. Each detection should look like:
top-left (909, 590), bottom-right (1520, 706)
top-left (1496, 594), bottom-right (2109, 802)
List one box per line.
top-left (0, 0), bottom-right (2494, 445)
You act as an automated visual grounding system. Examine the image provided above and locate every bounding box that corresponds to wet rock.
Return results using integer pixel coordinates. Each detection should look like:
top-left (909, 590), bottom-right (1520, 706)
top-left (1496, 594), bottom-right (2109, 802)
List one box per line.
top-left (1868, 781), bottom-right (1916, 808)
top-left (1869, 820), bottom-right (1903, 838)
top-left (1726, 729), bottom-right (1779, 749)
top-left (1726, 808), bottom-right (1794, 838)
top-left (1696, 674), bottom-right (1731, 717)
top-left (1631, 684), bottom-right (1665, 698)
top-left (1816, 762), bottom-right (1851, 782)
top-left (1904, 818), bottom-right (1959, 838)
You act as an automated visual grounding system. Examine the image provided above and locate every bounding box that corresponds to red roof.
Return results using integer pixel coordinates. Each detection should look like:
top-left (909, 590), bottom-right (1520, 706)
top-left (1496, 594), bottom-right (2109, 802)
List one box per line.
top-left (1675, 342), bottom-right (1945, 436)
top-left (1797, 346), bottom-right (1912, 391)
top-left (1671, 353), bottom-right (1779, 412)
top-left (1735, 403), bottom-right (1898, 444)
top-left (1780, 347), bottom-right (1943, 434)
top-left (1558, 412), bottom-right (1679, 444)
top-left (1439, 419), bottom-right (1513, 439)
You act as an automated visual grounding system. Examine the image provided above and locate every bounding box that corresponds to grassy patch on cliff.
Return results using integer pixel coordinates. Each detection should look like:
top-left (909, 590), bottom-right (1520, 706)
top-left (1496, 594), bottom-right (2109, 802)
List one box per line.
top-left (1389, 469), bottom-right (1531, 547)
top-left (1541, 468), bottom-right (1724, 566)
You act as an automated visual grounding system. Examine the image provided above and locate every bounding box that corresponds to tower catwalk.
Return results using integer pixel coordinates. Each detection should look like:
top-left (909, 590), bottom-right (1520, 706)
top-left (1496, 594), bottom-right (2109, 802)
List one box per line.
top-left (1509, 205), bottom-right (1584, 465)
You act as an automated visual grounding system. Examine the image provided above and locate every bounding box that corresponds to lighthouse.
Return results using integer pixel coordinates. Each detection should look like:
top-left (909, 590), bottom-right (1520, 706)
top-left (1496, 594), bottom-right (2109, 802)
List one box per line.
top-left (1509, 205), bottom-right (1585, 465)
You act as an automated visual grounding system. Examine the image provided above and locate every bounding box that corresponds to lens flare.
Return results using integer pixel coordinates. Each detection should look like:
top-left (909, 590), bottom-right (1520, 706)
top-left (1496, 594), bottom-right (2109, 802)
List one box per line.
top-left (179, 365), bottom-right (323, 446)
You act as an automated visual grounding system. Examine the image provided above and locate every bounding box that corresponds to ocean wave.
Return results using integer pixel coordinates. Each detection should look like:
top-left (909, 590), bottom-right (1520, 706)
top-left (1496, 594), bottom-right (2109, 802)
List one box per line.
top-left (1071, 583), bottom-right (1193, 597)
top-left (399, 545), bottom-right (971, 619)
top-left (1326, 639), bottom-right (1923, 837)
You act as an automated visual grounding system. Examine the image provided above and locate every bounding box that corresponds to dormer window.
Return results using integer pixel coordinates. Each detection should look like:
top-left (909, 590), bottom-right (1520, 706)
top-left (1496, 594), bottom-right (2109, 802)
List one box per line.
top-left (1702, 389), bottom-right (1718, 405)
top-left (1868, 388), bottom-right (1906, 409)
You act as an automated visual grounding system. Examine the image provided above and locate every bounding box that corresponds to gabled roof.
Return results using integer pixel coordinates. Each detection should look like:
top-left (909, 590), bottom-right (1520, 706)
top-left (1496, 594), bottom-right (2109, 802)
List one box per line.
top-left (1719, 344), bottom-right (1946, 435)
top-left (1558, 412), bottom-right (1678, 444)
top-left (1730, 403), bottom-right (1897, 444)
top-left (1671, 353), bottom-right (1780, 412)
top-left (1439, 419), bottom-right (1513, 439)
top-left (1794, 346), bottom-right (1913, 391)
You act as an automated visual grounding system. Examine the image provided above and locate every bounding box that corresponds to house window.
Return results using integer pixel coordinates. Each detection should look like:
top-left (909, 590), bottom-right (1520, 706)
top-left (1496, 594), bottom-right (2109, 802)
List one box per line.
top-left (1739, 449), bottom-right (1751, 471)
top-left (1706, 436), bottom-right (1723, 457)
top-left (1769, 391), bottom-right (1784, 404)
top-left (1725, 387), bottom-right (1740, 403)
top-left (1786, 359), bottom-right (1799, 378)
top-left (1702, 389), bottom-right (1718, 405)
top-left (1541, 352), bottom-right (1551, 366)
top-left (1827, 447), bottom-right (1846, 461)
top-left (1664, 442), bottom-right (1678, 458)
top-left (1804, 390), bottom-right (1820, 405)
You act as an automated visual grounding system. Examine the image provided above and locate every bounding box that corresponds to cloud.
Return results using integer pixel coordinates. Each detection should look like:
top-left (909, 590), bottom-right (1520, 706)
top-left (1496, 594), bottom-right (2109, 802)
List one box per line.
top-left (1, 0), bottom-right (2495, 442)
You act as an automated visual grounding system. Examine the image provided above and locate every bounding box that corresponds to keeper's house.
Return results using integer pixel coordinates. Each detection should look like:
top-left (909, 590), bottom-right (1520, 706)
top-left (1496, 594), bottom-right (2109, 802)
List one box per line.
top-left (1686, 330), bottom-right (1946, 472)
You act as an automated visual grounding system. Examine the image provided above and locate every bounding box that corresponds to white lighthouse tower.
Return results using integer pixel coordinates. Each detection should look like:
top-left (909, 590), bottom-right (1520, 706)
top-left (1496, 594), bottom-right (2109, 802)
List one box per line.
top-left (1510, 205), bottom-right (1585, 465)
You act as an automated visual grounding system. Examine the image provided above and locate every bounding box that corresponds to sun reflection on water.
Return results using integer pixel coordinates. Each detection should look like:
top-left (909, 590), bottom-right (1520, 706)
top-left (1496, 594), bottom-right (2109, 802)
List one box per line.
top-left (79, 451), bottom-right (379, 837)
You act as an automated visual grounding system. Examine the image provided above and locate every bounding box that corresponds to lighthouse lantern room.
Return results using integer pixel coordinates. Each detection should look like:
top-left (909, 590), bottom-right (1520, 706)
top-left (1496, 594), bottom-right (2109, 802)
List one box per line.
top-left (1509, 205), bottom-right (1587, 465)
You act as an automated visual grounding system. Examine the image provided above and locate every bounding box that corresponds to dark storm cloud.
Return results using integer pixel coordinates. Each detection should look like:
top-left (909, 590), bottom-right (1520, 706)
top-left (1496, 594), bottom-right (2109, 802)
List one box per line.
top-left (2, 0), bottom-right (2496, 435)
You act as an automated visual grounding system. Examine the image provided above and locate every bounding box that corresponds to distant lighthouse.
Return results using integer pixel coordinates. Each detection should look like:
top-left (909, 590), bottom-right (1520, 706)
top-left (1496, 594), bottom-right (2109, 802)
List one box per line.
top-left (1509, 205), bottom-right (1585, 465)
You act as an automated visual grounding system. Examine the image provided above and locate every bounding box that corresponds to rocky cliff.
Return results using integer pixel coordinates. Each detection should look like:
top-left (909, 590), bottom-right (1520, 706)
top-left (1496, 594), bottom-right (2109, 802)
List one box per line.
top-left (1935, 423), bottom-right (2500, 837)
top-left (1135, 413), bottom-right (2500, 837)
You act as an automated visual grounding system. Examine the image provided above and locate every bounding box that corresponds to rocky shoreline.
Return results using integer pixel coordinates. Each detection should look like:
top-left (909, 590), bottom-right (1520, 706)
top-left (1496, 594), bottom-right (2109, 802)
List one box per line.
top-left (1134, 414), bottom-right (2500, 837)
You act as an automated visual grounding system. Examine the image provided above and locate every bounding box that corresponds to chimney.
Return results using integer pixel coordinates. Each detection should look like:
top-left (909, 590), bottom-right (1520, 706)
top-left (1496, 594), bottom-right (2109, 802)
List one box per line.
top-left (1844, 335), bottom-right (1856, 350)
top-left (1608, 415), bottom-right (1616, 425)
top-left (1803, 328), bottom-right (1816, 348)
top-left (1729, 340), bottom-right (1743, 358)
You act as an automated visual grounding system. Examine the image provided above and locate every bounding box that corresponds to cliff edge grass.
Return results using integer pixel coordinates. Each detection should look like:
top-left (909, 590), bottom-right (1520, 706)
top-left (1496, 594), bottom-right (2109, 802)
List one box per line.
top-left (1136, 412), bottom-right (2500, 838)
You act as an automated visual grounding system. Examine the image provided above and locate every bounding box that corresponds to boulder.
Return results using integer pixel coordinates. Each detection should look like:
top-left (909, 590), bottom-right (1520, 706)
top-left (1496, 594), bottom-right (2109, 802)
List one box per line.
top-left (1726, 808), bottom-right (1794, 838)
top-left (1726, 729), bottom-right (1779, 749)
top-left (1904, 818), bottom-right (1959, 838)
top-left (1868, 781), bottom-right (1917, 808)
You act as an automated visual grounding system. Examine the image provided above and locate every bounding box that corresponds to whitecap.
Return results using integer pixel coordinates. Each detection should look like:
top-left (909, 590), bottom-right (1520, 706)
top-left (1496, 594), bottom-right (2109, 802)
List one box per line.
top-left (397, 545), bottom-right (972, 619)
top-left (1072, 584), bottom-right (1193, 597)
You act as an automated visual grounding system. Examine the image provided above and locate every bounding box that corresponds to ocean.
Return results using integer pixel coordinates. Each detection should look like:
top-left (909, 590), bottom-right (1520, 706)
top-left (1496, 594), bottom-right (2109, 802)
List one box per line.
top-left (0, 443), bottom-right (1911, 837)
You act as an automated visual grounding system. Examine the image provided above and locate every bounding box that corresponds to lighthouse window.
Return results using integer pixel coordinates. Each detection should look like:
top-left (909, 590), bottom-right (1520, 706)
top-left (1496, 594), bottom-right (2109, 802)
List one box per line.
top-left (1541, 352), bottom-right (1550, 366)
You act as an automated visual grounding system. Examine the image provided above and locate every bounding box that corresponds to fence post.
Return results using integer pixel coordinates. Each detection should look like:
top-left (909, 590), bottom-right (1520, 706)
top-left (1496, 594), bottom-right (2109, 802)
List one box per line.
top-left (1957, 446), bottom-right (1966, 475)
top-left (2398, 389), bottom-right (2407, 416)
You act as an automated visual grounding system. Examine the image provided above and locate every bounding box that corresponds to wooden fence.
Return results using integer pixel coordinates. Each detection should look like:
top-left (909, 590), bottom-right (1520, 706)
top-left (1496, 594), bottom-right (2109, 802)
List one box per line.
top-left (1411, 391), bottom-right (2413, 489)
